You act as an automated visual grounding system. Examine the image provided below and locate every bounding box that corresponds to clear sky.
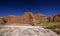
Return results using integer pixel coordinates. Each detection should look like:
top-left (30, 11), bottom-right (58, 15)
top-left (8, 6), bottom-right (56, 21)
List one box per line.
top-left (0, 0), bottom-right (60, 17)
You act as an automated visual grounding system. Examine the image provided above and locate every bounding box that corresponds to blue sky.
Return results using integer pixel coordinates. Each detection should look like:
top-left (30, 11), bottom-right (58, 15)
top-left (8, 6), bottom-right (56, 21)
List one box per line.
top-left (0, 0), bottom-right (60, 17)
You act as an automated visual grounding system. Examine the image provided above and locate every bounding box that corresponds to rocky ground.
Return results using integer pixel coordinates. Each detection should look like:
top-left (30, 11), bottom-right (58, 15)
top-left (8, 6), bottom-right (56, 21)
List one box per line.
top-left (0, 12), bottom-right (60, 36)
top-left (0, 25), bottom-right (59, 36)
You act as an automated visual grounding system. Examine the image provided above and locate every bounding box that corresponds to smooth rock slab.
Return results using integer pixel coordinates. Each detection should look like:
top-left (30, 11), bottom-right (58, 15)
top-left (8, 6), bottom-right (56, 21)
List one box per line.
top-left (0, 25), bottom-right (59, 36)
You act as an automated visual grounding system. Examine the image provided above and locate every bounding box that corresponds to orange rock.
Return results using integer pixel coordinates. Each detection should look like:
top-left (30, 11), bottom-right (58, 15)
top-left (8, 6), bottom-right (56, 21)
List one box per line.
top-left (34, 14), bottom-right (48, 23)
top-left (6, 15), bottom-right (16, 24)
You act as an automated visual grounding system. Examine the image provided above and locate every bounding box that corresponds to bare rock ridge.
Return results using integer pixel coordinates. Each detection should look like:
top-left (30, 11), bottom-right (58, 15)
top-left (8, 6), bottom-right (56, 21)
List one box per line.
top-left (34, 14), bottom-right (48, 23)
top-left (47, 14), bottom-right (60, 22)
top-left (0, 25), bottom-right (59, 36)
top-left (0, 12), bottom-right (47, 25)
top-left (0, 12), bottom-right (60, 25)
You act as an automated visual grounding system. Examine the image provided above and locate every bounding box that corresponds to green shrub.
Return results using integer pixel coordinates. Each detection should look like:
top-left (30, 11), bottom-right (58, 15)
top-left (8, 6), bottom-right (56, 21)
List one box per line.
top-left (44, 22), bottom-right (60, 29)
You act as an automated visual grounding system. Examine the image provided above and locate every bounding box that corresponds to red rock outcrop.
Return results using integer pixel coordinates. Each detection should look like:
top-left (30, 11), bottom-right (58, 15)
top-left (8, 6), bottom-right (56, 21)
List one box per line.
top-left (16, 12), bottom-right (36, 24)
top-left (5, 15), bottom-right (16, 24)
top-left (23, 12), bottom-right (36, 24)
top-left (34, 14), bottom-right (48, 23)
top-left (47, 14), bottom-right (60, 22)
top-left (0, 12), bottom-right (48, 25)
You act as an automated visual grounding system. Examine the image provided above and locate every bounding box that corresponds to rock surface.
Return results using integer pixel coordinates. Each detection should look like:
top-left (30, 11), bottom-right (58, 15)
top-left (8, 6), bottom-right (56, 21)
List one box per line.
top-left (15, 12), bottom-right (36, 24)
top-left (5, 15), bottom-right (16, 24)
top-left (47, 14), bottom-right (60, 22)
top-left (0, 25), bottom-right (59, 36)
top-left (1, 12), bottom-right (47, 25)
top-left (5, 12), bottom-right (36, 25)
top-left (0, 17), bottom-right (6, 25)
top-left (34, 14), bottom-right (48, 23)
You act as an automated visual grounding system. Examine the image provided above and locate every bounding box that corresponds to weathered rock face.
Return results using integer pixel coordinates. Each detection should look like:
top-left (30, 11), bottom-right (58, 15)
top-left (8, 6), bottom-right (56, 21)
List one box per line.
top-left (54, 14), bottom-right (60, 22)
top-left (5, 12), bottom-right (35, 25)
top-left (34, 14), bottom-right (48, 23)
top-left (0, 25), bottom-right (59, 36)
top-left (16, 12), bottom-right (47, 24)
top-left (14, 12), bottom-right (35, 24)
top-left (5, 15), bottom-right (16, 24)
top-left (23, 12), bottom-right (36, 24)
top-left (0, 17), bottom-right (6, 25)
top-left (47, 14), bottom-right (60, 22)
top-left (47, 16), bottom-right (53, 22)
top-left (0, 12), bottom-right (48, 25)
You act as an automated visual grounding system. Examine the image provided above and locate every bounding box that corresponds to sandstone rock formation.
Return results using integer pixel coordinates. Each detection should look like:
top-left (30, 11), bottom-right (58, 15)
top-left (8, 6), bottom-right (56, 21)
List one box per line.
top-left (23, 12), bottom-right (36, 24)
top-left (0, 12), bottom-right (48, 25)
top-left (16, 12), bottom-right (35, 24)
top-left (0, 25), bottom-right (59, 36)
top-left (0, 16), bottom-right (6, 25)
top-left (34, 14), bottom-right (48, 23)
top-left (15, 12), bottom-right (47, 24)
top-left (5, 12), bottom-right (36, 25)
top-left (47, 14), bottom-right (60, 22)
top-left (5, 15), bottom-right (16, 24)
